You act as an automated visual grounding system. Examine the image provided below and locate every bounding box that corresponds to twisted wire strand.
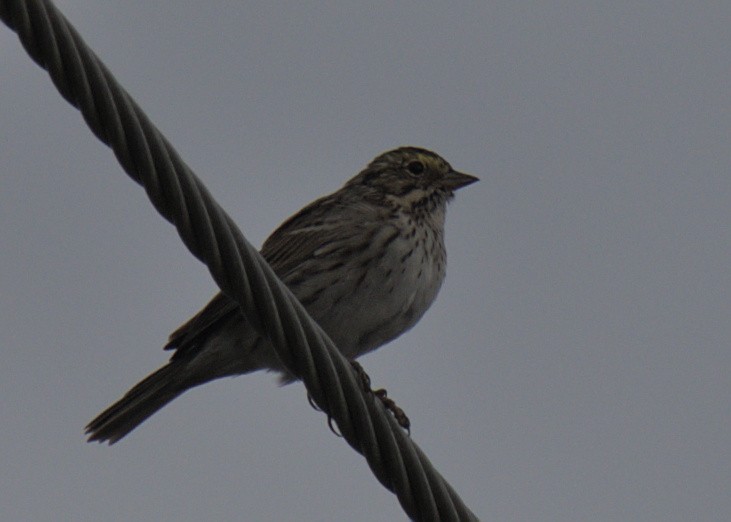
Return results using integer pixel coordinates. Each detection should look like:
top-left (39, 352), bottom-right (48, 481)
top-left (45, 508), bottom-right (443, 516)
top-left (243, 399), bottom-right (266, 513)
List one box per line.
top-left (0, 1), bottom-right (479, 520)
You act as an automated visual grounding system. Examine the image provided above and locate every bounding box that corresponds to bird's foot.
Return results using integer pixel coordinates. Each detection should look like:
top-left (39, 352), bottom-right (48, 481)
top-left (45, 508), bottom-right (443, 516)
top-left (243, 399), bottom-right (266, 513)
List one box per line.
top-left (350, 361), bottom-right (411, 434)
top-left (307, 361), bottom-right (411, 436)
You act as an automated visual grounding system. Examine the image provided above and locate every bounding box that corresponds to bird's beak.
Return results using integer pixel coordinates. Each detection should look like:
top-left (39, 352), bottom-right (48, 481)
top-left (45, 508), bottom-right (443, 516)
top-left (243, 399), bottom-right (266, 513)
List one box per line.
top-left (442, 170), bottom-right (479, 191)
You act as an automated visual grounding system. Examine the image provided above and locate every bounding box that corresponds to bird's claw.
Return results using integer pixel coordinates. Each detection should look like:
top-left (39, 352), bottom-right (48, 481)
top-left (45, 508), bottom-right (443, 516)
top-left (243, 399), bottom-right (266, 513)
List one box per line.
top-left (351, 361), bottom-right (411, 433)
top-left (373, 388), bottom-right (411, 434)
top-left (310, 362), bottom-right (411, 435)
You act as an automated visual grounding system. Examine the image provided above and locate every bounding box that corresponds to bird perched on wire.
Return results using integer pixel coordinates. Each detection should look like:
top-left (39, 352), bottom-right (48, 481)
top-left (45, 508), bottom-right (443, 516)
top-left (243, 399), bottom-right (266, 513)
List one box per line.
top-left (86, 146), bottom-right (478, 444)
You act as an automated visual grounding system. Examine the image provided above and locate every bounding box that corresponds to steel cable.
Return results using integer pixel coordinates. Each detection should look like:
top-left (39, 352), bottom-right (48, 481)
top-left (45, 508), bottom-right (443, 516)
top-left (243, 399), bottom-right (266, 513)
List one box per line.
top-left (0, 1), bottom-right (479, 520)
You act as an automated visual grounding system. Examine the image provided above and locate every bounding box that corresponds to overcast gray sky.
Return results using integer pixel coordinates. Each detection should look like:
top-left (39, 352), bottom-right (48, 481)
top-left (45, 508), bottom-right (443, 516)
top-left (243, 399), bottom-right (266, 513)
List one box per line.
top-left (2, 1), bottom-right (730, 521)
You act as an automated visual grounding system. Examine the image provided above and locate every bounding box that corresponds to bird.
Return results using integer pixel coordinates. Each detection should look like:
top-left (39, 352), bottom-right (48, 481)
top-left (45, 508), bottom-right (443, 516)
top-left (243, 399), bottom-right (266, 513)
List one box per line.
top-left (86, 146), bottom-right (478, 443)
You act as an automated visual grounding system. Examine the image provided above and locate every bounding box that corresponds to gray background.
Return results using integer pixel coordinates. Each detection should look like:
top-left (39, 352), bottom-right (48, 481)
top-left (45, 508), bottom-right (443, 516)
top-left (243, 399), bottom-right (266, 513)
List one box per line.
top-left (1, 1), bottom-right (729, 521)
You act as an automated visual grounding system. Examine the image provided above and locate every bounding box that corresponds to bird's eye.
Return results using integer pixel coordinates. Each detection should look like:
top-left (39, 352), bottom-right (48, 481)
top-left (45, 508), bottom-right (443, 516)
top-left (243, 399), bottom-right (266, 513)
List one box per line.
top-left (406, 161), bottom-right (425, 176)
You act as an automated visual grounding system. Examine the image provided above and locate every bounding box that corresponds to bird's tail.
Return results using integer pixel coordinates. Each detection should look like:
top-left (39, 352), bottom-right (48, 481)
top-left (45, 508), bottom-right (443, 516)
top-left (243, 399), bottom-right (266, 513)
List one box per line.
top-left (85, 362), bottom-right (187, 444)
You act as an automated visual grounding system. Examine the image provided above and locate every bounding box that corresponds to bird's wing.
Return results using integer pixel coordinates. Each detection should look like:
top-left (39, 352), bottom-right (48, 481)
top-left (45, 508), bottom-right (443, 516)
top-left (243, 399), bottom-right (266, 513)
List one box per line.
top-left (164, 292), bottom-right (238, 356)
top-left (165, 191), bottom-right (375, 358)
top-left (260, 193), bottom-right (375, 278)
